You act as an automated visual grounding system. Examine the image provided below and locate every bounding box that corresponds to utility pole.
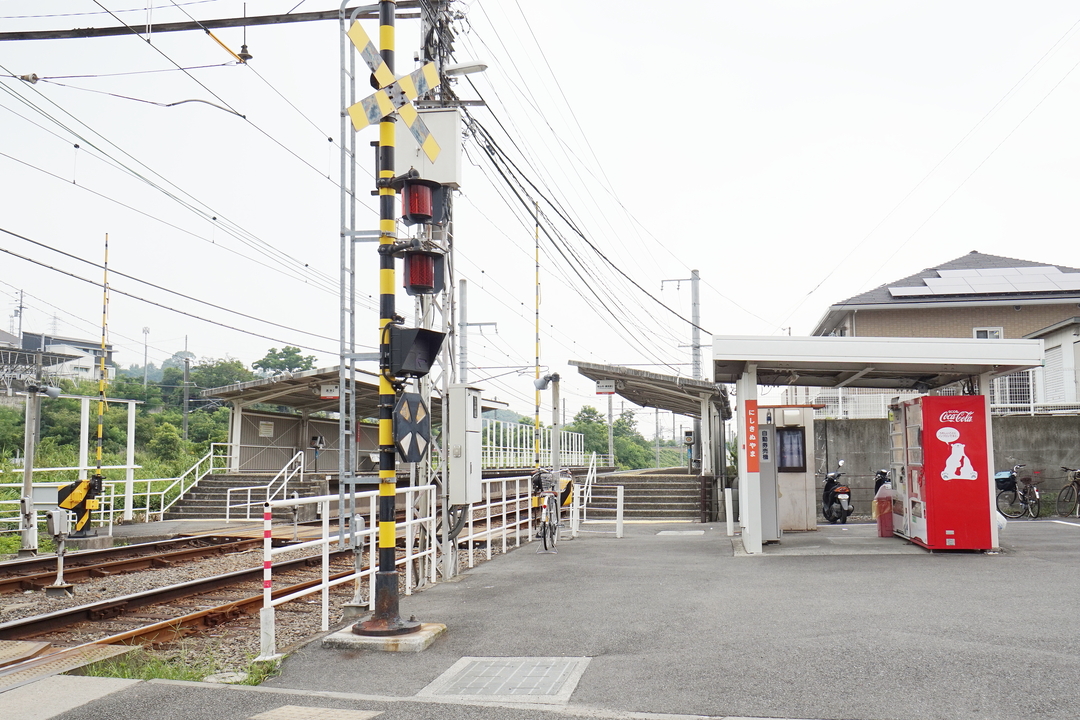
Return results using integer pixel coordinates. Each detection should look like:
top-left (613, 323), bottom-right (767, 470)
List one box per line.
top-left (607, 394), bottom-right (614, 465)
top-left (661, 269), bottom-right (705, 471)
top-left (182, 356), bottom-right (190, 441)
top-left (142, 327), bottom-right (149, 387)
top-left (19, 355), bottom-right (42, 556)
top-left (15, 290), bottom-right (24, 340)
top-left (457, 279), bottom-right (496, 383)
top-left (655, 407), bottom-right (660, 468)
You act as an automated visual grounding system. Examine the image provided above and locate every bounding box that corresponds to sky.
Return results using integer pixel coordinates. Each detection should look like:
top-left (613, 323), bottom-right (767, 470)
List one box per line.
top-left (2, 1), bottom-right (1080, 439)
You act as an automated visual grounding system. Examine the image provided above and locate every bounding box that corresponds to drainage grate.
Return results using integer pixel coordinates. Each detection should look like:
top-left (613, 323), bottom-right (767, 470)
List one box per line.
top-left (418, 657), bottom-right (590, 704)
top-left (656, 530), bottom-right (705, 536)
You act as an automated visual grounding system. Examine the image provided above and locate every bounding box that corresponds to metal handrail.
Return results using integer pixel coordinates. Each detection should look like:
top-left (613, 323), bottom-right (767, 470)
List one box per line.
top-left (154, 443), bottom-right (232, 519)
top-left (226, 451), bottom-right (305, 521)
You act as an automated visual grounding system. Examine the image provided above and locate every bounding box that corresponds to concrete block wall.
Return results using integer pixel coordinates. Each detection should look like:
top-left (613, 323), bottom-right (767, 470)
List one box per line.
top-left (811, 415), bottom-right (1080, 513)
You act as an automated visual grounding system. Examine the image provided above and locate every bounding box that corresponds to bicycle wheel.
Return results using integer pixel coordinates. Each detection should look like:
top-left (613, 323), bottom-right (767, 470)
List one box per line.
top-left (540, 506), bottom-right (551, 551)
top-left (1027, 491), bottom-right (1040, 519)
top-left (1057, 483), bottom-right (1078, 517)
top-left (997, 489), bottom-right (1024, 519)
top-left (547, 498), bottom-right (559, 549)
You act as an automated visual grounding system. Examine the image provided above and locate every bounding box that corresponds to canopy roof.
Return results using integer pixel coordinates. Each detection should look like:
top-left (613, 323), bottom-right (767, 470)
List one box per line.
top-left (569, 360), bottom-right (731, 420)
top-left (712, 336), bottom-right (1044, 391)
top-left (201, 366), bottom-right (506, 420)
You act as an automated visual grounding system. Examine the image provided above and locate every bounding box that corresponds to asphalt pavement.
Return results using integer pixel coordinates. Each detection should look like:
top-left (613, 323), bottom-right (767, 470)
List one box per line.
top-left (3, 517), bottom-right (1079, 720)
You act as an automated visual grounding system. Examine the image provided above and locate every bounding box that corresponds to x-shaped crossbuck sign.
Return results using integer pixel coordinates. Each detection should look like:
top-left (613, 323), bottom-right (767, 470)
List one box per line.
top-left (346, 21), bottom-right (442, 162)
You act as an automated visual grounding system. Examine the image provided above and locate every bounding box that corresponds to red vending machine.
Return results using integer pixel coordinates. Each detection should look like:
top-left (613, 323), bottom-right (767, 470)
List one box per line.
top-left (889, 395), bottom-right (994, 551)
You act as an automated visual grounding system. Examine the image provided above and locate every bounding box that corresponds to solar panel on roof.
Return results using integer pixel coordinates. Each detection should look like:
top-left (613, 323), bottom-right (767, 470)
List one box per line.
top-left (888, 266), bottom-right (1080, 298)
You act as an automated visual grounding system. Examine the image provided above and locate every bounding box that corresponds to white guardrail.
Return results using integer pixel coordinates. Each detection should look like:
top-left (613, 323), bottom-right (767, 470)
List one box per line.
top-left (254, 474), bottom-right (624, 659)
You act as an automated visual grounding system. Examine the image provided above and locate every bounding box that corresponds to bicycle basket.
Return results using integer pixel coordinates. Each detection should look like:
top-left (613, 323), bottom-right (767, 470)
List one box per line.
top-left (532, 471), bottom-right (558, 492)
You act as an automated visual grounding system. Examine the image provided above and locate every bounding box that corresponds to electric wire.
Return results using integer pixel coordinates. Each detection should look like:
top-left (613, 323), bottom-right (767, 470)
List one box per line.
top-left (0, 226), bottom-right (343, 345)
top-left (0, 66), bottom-right (365, 305)
top-left (0, 244), bottom-right (341, 355)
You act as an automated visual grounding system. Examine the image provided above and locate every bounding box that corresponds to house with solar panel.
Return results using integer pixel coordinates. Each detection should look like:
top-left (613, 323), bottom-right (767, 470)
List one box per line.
top-left (788, 251), bottom-right (1080, 416)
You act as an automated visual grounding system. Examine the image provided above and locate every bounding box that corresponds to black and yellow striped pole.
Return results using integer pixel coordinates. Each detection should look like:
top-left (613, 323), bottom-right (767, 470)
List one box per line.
top-left (353, 0), bottom-right (419, 637)
top-left (60, 235), bottom-right (108, 536)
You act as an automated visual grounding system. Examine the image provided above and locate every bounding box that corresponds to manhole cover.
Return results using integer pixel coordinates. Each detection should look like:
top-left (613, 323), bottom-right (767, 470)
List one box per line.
top-left (418, 657), bottom-right (590, 704)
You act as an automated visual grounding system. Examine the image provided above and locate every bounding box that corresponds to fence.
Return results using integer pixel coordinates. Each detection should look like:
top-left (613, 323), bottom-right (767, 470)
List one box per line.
top-left (480, 419), bottom-right (589, 468)
top-left (254, 469), bottom-right (625, 657)
top-left (255, 484), bottom-right (437, 661)
top-left (789, 369), bottom-right (1080, 420)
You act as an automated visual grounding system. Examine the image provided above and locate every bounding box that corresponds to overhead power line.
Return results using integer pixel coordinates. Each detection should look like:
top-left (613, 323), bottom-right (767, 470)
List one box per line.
top-left (0, 3), bottom-right (421, 42)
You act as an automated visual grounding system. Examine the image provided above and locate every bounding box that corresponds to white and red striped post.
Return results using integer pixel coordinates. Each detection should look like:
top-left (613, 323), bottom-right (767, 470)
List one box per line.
top-left (257, 501), bottom-right (278, 661)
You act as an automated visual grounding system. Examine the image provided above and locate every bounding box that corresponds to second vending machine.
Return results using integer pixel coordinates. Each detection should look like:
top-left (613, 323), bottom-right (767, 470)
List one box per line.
top-left (889, 395), bottom-right (994, 551)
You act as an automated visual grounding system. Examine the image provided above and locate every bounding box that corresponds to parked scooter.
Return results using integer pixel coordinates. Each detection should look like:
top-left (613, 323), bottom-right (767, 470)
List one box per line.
top-left (823, 459), bottom-right (853, 524)
top-left (874, 468), bottom-right (891, 494)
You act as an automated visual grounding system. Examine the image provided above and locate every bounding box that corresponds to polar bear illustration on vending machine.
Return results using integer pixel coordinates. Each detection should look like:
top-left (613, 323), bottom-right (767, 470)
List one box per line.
top-left (942, 442), bottom-right (979, 480)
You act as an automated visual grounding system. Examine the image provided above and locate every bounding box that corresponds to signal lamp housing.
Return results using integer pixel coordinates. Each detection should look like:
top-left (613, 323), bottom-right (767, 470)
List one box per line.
top-left (402, 250), bottom-right (445, 296)
top-left (400, 177), bottom-right (448, 226)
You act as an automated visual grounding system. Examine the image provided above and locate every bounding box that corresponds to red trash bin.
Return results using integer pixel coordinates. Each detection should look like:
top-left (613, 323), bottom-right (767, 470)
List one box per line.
top-left (875, 486), bottom-right (894, 537)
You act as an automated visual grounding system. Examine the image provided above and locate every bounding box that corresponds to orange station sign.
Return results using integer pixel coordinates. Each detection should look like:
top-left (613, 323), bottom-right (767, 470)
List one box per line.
top-left (745, 399), bottom-right (759, 473)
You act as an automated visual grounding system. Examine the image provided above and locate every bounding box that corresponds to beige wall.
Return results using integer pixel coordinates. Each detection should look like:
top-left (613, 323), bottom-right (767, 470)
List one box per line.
top-left (850, 303), bottom-right (1079, 338)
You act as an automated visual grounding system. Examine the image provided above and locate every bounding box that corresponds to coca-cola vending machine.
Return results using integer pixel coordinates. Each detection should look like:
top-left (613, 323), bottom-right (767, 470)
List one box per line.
top-left (889, 395), bottom-right (994, 551)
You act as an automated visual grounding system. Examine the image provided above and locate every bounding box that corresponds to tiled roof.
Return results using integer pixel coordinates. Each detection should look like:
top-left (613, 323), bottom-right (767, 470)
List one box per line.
top-left (835, 251), bottom-right (1080, 306)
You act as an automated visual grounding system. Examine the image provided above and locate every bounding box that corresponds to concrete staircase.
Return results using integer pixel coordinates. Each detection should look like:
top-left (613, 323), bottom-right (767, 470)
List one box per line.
top-left (583, 470), bottom-right (702, 521)
top-left (163, 473), bottom-right (328, 521)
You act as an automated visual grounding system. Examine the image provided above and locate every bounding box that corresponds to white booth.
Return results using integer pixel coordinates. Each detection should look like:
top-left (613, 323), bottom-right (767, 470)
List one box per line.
top-left (713, 336), bottom-right (1044, 554)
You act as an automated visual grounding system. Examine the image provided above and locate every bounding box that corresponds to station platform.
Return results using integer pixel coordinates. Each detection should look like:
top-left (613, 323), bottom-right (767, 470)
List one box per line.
top-left (2, 519), bottom-right (1079, 720)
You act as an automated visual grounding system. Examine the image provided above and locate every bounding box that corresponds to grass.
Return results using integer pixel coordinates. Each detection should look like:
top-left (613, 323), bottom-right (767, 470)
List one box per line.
top-left (78, 642), bottom-right (281, 685)
top-left (0, 526), bottom-right (57, 556)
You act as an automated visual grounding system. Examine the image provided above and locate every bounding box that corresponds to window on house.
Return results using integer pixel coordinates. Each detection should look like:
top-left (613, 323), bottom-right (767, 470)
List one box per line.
top-left (776, 427), bottom-right (806, 472)
top-left (974, 327), bottom-right (1003, 339)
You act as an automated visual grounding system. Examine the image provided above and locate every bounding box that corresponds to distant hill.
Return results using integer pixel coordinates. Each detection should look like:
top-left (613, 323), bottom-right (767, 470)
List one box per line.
top-left (483, 408), bottom-right (530, 424)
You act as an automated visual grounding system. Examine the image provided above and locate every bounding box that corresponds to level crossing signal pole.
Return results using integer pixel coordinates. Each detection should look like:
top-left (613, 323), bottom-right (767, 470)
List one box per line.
top-left (353, 0), bottom-right (417, 638)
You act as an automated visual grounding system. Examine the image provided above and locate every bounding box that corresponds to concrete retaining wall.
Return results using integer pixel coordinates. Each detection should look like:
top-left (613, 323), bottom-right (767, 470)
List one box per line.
top-left (811, 415), bottom-right (1080, 513)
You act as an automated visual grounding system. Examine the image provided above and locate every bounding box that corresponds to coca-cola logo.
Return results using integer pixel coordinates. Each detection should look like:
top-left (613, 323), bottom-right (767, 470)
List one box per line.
top-left (939, 410), bottom-right (975, 422)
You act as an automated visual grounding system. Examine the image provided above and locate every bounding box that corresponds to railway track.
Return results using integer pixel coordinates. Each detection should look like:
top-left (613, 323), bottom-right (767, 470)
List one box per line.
top-left (0, 537), bottom-right (264, 595)
top-left (0, 550), bottom-right (356, 643)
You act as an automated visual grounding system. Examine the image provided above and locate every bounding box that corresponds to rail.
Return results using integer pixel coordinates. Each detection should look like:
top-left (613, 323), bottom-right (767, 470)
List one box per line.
top-left (256, 484), bottom-right (437, 661)
top-left (225, 451), bottom-right (306, 521)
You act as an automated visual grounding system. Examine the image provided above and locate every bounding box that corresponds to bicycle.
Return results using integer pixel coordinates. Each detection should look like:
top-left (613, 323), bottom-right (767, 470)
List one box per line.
top-left (531, 468), bottom-right (569, 551)
top-left (997, 471), bottom-right (1042, 519)
top-left (1056, 467), bottom-right (1080, 517)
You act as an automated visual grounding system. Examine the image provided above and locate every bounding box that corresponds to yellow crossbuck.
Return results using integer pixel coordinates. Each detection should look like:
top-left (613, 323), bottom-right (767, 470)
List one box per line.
top-left (346, 21), bottom-right (442, 162)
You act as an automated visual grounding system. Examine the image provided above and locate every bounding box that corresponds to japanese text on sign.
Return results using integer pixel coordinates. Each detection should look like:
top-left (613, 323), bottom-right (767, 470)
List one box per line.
top-left (745, 400), bottom-right (759, 472)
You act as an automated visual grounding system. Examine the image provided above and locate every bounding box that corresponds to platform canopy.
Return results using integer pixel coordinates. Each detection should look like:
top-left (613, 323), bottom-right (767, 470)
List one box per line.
top-left (569, 360), bottom-right (731, 419)
top-left (712, 336), bottom-right (1044, 391)
top-left (202, 366), bottom-right (506, 419)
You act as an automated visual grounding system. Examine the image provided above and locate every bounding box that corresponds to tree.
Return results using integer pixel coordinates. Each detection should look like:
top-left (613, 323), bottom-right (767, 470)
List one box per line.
top-left (564, 406), bottom-right (609, 457)
top-left (161, 350), bottom-right (196, 371)
top-left (191, 358), bottom-right (255, 390)
top-left (252, 346), bottom-right (316, 374)
top-left (147, 422), bottom-right (185, 460)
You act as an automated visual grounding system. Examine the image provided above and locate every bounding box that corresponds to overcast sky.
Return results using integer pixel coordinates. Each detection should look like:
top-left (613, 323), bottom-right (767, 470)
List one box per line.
top-left (2, 1), bottom-right (1079, 438)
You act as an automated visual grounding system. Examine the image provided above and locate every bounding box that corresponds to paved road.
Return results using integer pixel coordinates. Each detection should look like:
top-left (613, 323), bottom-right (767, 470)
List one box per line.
top-left (4, 519), bottom-right (1079, 720)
